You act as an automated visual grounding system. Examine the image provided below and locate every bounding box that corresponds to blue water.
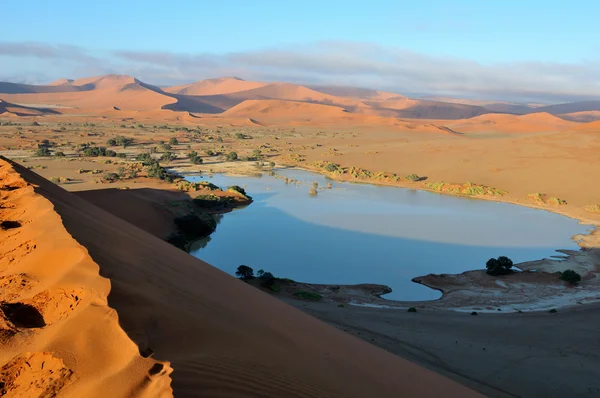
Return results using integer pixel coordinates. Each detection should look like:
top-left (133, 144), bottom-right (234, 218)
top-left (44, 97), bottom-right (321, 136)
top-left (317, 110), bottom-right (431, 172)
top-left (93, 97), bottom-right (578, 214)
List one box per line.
top-left (188, 169), bottom-right (589, 301)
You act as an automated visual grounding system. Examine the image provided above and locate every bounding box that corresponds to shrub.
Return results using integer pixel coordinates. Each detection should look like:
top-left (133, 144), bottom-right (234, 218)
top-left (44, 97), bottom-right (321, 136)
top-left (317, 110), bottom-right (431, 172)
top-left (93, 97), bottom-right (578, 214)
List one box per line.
top-left (187, 151), bottom-right (203, 164)
top-left (54, 151), bottom-right (65, 157)
top-left (486, 256), bottom-right (514, 276)
top-left (82, 147), bottom-right (116, 157)
top-left (226, 151), bottom-right (238, 161)
top-left (259, 271), bottom-right (276, 287)
top-left (560, 269), bottom-right (581, 285)
top-left (407, 307), bottom-right (417, 313)
top-left (107, 138), bottom-right (117, 146)
top-left (169, 137), bottom-right (179, 145)
top-left (34, 147), bottom-right (51, 157)
top-left (136, 152), bottom-right (154, 165)
top-left (160, 152), bottom-right (176, 162)
top-left (205, 149), bottom-right (216, 156)
top-left (236, 265), bottom-right (254, 280)
top-left (146, 161), bottom-right (174, 182)
top-left (103, 172), bottom-right (120, 182)
top-left (324, 162), bottom-right (339, 172)
top-left (252, 149), bottom-right (262, 160)
top-left (117, 153), bottom-right (127, 158)
top-left (547, 197), bottom-right (567, 206)
top-left (228, 185), bottom-right (247, 196)
top-left (235, 132), bottom-right (245, 139)
top-left (293, 291), bottom-right (322, 301)
top-left (549, 309), bottom-right (557, 313)
top-left (405, 174), bottom-right (421, 182)
top-left (471, 311), bottom-right (478, 316)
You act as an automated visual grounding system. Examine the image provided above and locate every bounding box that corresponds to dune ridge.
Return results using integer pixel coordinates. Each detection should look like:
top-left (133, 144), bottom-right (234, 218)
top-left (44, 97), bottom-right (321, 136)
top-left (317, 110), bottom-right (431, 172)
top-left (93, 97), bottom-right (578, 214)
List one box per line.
top-left (0, 157), bottom-right (172, 397)
top-left (1, 157), bottom-right (483, 397)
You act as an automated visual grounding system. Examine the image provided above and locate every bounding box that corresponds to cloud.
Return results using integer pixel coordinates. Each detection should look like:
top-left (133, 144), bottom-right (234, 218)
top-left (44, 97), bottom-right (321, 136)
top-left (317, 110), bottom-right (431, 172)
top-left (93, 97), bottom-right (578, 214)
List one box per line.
top-left (0, 41), bottom-right (100, 64)
top-left (1, 40), bottom-right (599, 103)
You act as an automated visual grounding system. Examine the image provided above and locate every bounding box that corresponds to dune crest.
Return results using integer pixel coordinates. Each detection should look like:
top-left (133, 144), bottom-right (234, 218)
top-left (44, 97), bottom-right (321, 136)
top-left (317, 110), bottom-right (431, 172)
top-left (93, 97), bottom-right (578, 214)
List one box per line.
top-left (0, 158), bottom-right (172, 397)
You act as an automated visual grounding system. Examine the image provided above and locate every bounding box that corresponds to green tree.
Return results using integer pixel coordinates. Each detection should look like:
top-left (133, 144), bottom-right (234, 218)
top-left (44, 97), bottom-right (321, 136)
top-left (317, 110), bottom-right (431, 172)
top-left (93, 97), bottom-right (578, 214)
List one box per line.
top-left (236, 265), bottom-right (254, 281)
top-left (486, 256), bottom-right (514, 276)
top-left (560, 269), bottom-right (581, 285)
top-left (34, 147), bottom-right (51, 157)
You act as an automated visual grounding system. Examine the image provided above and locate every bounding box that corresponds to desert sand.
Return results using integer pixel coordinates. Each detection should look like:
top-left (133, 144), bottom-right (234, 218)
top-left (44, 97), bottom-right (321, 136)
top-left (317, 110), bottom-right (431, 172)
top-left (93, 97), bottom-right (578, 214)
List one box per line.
top-left (0, 157), bottom-right (482, 397)
top-left (2, 74), bottom-right (600, 397)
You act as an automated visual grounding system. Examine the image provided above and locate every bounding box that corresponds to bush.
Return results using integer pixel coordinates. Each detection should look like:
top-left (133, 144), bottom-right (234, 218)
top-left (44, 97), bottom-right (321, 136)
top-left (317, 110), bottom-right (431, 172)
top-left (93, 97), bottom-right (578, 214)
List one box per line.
top-left (34, 147), bottom-right (51, 157)
top-left (324, 162), bottom-right (339, 172)
top-left (226, 151), bottom-right (238, 161)
top-left (160, 151), bottom-right (176, 162)
top-left (169, 137), bottom-right (179, 145)
top-left (228, 185), bottom-right (247, 196)
top-left (103, 172), bottom-right (120, 182)
top-left (82, 147), bottom-right (117, 157)
top-left (560, 269), bottom-right (581, 285)
top-left (187, 151), bottom-right (203, 164)
top-left (146, 161), bottom-right (174, 182)
top-left (259, 271), bottom-right (275, 287)
top-left (235, 132), bottom-right (245, 139)
top-left (405, 174), bottom-right (421, 182)
top-left (54, 151), bottom-right (65, 157)
top-left (486, 256), bottom-right (514, 276)
top-left (294, 291), bottom-right (322, 301)
top-left (407, 307), bottom-right (417, 313)
top-left (136, 152), bottom-right (154, 165)
top-left (236, 265), bottom-right (254, 280)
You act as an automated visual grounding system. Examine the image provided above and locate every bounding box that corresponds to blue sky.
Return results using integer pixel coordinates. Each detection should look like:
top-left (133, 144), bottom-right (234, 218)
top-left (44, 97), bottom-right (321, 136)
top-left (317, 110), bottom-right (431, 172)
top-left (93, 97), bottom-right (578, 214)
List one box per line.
top-left (1, 0), bottom-right (599, 102)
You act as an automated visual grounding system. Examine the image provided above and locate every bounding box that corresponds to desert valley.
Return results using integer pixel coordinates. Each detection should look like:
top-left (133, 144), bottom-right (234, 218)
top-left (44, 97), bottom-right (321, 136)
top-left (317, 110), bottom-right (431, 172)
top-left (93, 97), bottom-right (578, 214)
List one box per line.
top-left (1, 72), bottom-right (599, 397)
top-left (2, 3), bottom-right (600, 396)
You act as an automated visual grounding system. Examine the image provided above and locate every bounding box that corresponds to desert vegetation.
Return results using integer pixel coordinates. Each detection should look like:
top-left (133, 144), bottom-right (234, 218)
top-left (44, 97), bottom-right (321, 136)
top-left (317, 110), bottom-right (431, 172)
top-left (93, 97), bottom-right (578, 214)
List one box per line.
top-left (485, 256), bottom-right (514, 276)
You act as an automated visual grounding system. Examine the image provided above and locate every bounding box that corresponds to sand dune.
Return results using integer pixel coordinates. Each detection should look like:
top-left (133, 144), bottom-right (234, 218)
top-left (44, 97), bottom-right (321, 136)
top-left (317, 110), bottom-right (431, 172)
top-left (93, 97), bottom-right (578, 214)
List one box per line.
top-left (0, 99), bottom-right (60, 116)
top-left (558, 110), bottom-right (600, 122)
top-left (0, 158), bottom-right (172, 397)
top-left (164, 77), bottom-right (267, 96)
top-left (0, 157), bottom-right (482, 397)
top-left (308, 85), bottom-right (402, 101)
top-left (446, 111), bottom-right (576, 133)
top-left (1, 75), bottom-right (177, 112)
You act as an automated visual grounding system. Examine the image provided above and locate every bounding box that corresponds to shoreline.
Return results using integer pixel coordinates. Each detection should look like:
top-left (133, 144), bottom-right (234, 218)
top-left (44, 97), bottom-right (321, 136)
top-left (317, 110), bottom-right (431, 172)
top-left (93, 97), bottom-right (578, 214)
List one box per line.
top-left (185, 162), bottom-right (600, 312)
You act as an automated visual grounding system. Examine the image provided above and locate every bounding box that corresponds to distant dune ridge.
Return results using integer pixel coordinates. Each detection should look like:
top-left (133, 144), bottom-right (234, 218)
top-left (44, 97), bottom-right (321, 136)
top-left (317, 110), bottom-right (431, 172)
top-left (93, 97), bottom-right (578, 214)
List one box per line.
top-left (2, 74), bottom-right (600, 126)
top-left (0, 157), bottom-right (483, 397)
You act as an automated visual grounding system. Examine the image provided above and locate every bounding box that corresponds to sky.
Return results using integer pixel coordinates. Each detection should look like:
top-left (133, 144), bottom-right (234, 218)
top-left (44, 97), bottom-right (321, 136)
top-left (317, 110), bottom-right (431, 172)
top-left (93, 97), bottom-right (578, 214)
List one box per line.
top-left (2, 0), bottom-right (599, 103)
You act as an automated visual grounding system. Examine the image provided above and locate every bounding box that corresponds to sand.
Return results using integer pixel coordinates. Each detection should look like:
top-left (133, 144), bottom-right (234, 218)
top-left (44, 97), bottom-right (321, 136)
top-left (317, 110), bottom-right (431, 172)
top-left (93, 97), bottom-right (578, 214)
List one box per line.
top-left (2, 73), bottom-right (600, 397)
top-left (0, 158), bottom-right (172, 397)
top-left (0, 157), bottom-right (482, 397)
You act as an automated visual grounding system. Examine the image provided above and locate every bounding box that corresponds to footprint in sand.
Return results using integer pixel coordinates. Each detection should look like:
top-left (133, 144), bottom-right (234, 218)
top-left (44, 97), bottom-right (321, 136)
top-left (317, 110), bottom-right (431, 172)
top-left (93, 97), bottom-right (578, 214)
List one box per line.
top-left (0, 352), bottom-right (74, 397)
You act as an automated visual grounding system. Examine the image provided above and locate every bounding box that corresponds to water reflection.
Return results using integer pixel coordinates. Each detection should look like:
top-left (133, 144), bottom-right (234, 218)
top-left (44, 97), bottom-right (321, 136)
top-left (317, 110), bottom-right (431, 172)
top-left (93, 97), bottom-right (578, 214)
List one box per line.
top-left (187, 169), bottom-right (589, 301)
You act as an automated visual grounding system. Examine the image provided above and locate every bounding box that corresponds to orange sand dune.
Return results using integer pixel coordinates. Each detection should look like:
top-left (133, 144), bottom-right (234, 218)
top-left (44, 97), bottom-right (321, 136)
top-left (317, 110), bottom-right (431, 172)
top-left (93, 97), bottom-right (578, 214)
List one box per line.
top-left (447, 111), bottom-right (576, 133)
top-left (164, 77), bottom-right (268, 96)
top-left (1, 157), bottom-right (482, 397)
top-left (559, 111), bottom-right (600, 122)
top-left (1, 75), bottom-right (177, 112)
top-left (0, 99), bottom-right (60, 117)
top-left (0, 158), bottom-right (172, 397)
top-left (569, 119), bottom-right (600, 132)
top-left (308, 85), bottom-right (403, 101)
